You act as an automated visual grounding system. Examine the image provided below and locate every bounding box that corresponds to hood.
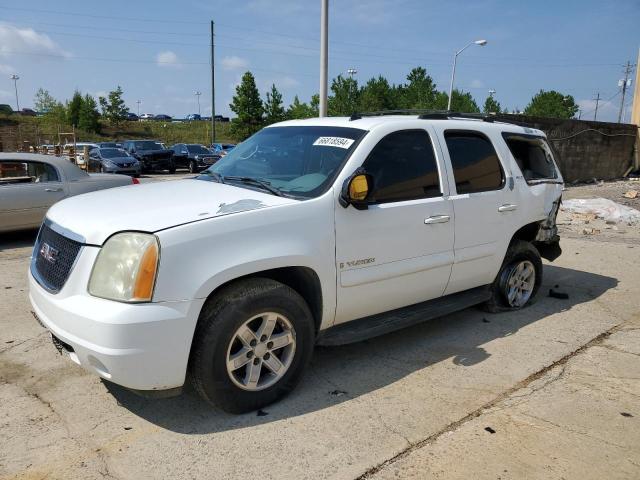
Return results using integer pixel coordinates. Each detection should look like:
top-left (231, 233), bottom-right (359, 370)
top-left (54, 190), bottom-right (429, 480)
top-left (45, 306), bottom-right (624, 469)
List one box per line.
top-left (137, 149), bottom-right (171, 157)
top-left (46, 179), bottom-right (296, 245)
top-left (105, 156), bottom-right (136, 165)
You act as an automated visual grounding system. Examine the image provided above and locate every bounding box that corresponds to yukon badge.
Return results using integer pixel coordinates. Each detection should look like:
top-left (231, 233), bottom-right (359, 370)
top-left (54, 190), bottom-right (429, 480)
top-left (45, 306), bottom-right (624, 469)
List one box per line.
top-left (39, 243), bottom-right (59, 264)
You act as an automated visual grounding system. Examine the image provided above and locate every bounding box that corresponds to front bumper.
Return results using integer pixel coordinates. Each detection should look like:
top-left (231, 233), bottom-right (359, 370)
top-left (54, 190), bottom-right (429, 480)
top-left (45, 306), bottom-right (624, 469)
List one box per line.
top-left (28, 256), bottom-right (204, 391)
top-left (103, 165), bottom-right (141, 175)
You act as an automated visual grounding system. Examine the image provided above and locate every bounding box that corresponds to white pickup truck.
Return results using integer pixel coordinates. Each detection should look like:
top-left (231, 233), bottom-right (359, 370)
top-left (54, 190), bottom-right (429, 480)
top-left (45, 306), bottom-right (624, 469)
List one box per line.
top-left (29, 113), bottom-right (563, 413)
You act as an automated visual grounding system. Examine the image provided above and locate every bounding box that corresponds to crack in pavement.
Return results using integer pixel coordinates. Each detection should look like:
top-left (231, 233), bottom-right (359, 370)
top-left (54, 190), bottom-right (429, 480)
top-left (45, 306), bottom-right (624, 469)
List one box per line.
top-left (355, 325), bottom-right (621, 480)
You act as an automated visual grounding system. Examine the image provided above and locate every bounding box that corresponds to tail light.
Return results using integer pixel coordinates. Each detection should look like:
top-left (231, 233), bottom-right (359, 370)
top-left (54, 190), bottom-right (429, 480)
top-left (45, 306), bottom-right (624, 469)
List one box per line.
top-left (132, 177), bottom-right (140, 185)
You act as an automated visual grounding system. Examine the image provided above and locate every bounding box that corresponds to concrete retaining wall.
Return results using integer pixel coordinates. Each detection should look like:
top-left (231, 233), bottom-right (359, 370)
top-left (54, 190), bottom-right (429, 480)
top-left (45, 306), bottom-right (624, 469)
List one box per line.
top-left (495, 114), bottom-right (638, 183)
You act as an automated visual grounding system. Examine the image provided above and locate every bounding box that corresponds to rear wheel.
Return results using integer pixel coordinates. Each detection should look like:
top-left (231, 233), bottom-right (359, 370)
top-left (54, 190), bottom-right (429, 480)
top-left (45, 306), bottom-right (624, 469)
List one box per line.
top-left (190, 278), bottom-right (315, 413)
top-left (484, 240), bottom-right (542, 312)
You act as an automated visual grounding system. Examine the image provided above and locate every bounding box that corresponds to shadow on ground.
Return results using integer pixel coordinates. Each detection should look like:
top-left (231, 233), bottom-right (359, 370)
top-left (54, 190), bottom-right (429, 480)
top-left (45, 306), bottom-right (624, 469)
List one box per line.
top-left (0, 229), bottom-right (38, 252)
top-left (106, 264), bottom-right (617, 433)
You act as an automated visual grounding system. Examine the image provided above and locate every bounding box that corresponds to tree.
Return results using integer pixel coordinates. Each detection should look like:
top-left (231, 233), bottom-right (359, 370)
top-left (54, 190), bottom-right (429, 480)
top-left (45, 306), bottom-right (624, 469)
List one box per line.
top-left (434, 89), bottom-right (480, 112)
top-left (66, 90), bottom-right (83, 127)
top-left (310, 94), bottom-right (320, 117)
top-left (483, 95), bottom-right (502, 114)
top-left (399, 67), bottom-right (437, 109)
top-left (287, 95), bottom-right (315, 119)
top-left (263, 84), bottom-right (286, 125)
top-left (33, 88), bottom-right (58, 113)
top-left (78, 94), bottom-right (100, 133)
top-left (229, 71), bottom-right (264, 140)
top-left (359, 76), bottom-right (396, 112)
top-left (328, 75), bottom-right (360, 116)
top-left (99, 86), bottom-right (128, 126)
top-left (524, 90), bottom-right (578, 119)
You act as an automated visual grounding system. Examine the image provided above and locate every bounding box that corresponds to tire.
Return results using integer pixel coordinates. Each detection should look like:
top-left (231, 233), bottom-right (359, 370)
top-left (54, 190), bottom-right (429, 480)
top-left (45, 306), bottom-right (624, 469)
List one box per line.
top-left (189, 278), bottom-right (315, 413)
top-left (188, 160), bottom-right (197, 174)
top-left (483, 240), bottom-right (542, 313)
top-left (168, 161), bottom-right (176, 174)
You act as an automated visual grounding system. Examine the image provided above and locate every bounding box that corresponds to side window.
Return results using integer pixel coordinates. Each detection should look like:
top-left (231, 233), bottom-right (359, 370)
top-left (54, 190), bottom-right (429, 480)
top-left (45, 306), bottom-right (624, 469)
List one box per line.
top-left (502, 134), bottom-right (558, 182)
top-left (444, 131), bottom-right (504, 194)
top-left (362, 129), bottom-right (441, 203)
top-left (0, 161), bottom-right (59, 184)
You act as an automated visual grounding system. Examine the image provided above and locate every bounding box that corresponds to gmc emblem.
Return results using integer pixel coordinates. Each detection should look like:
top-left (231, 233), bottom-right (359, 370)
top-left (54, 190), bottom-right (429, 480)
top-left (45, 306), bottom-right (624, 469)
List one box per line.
top-left (39, 242), bottom-right (59, 264)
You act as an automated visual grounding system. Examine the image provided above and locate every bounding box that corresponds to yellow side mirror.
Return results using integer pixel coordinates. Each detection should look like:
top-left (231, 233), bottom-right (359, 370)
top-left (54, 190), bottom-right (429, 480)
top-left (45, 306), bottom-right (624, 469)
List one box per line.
top-left (348, 174), bottom-right (369, 201)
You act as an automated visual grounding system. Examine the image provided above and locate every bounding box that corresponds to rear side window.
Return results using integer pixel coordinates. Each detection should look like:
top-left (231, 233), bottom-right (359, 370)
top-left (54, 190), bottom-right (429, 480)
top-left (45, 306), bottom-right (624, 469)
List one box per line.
top-left (444, 131), bottom-right (504, 194)
top-left (502, 134), bottom-right (558, 182)
top-left (0, 161), bottom-right (59, 184)
top-left (362, 129), bottom-right (441, 203)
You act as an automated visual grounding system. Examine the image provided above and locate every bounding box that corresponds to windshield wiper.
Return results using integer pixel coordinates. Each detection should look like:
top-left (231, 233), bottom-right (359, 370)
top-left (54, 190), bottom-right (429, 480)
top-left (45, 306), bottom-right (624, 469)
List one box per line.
top-left (200, 171), bottom-right (225, 183)
top-left (224, 176), bottom-right (286, 197)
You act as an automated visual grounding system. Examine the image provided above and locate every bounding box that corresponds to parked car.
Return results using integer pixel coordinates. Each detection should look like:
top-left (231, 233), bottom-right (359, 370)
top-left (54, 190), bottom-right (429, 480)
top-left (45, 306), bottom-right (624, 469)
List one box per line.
top-left (28, 113), bottom-right (563, 413)
top-left (0, 152), bottom-right (137, 232)
top-left (127, 112), bottom-right (139, 121)
top-left (0, 104), bottom-right (13, 115)
top-left (170, 143), bottom-right (219, 173)
top-left (154, 114), bottom-right (172, 121)
top-left (121, 140), bottom-right (175, 173)
top-left (93, 142), bottom-right (120, 149)
top-left (64, 142), bottom-right (98, 168)
top-left (140, 113), bottom-right (154, 120)
top-left (211, 143), bottom-right (236, 156)
top-left (185, 114), bottom-right (201, 121)
top-left (19, 108), bottom-right (37, 116)
top-left (88, 148), bottom-right (141, 176)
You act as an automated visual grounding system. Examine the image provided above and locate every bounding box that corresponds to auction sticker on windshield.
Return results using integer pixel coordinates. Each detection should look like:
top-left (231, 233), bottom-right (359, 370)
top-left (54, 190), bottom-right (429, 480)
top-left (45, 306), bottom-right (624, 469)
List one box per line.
top-left (312, 137), bottom-right (355, 149)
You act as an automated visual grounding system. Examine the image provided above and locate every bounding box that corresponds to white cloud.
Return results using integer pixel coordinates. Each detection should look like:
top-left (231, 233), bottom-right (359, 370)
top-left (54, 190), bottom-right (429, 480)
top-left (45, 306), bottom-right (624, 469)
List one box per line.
top-left (156, 51), bottom-right (181, 68)
top-left (0, 23), bottom-right (70, 58)
top-left (221, 55), bottom-right (249, 71)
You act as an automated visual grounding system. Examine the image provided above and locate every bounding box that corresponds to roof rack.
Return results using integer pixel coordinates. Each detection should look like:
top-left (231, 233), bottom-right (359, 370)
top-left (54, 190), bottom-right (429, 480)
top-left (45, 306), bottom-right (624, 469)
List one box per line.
top-left (349, 110), bottom-right (497, 122)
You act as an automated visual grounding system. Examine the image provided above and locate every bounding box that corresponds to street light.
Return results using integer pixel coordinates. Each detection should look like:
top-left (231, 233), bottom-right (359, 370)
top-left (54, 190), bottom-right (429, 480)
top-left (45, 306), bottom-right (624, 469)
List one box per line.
top-left (10, 74), bottom-right (20, 111)
top-left (347, 68), bottom-right (357, 78)
top-left (195, 91), bottom-right (202, 116)
top-left (447, 39), bottom-right (487, 111)
top-left (136, 99), bottom-right (141, 117)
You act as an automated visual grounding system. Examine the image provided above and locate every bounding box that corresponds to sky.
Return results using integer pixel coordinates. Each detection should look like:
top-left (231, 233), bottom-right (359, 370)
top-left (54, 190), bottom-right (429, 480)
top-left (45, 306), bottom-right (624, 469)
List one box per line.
top-left (0, 0), bottom-right (638, 122)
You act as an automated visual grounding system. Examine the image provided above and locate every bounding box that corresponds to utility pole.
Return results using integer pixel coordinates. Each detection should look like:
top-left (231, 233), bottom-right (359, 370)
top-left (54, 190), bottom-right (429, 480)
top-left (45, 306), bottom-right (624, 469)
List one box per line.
top-left (618, 61), bottom-right (633, 123)
top-left (195, 91), bottom-right (201, 116)
top-left (593, 92), bottom-right (600, 121)
top-left (10, 74), bottom-right (19, 111)
top-left (319, 0), bottom-right (328, 117)
top-left (210, 20), bottom-right (216, 143)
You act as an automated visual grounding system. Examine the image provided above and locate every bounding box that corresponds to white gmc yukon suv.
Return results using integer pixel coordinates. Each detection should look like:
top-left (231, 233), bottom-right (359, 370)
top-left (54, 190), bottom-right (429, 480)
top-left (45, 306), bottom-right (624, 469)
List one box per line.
top-left (29, 113), bottom-right (563, 413)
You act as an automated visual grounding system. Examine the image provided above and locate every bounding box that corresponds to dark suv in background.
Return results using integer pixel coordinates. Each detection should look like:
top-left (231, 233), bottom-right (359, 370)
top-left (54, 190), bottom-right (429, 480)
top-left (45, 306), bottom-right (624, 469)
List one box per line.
top-left (121, 140), bottom-right (175, 173)
top-left (170, 143), bottom-right (220, 173)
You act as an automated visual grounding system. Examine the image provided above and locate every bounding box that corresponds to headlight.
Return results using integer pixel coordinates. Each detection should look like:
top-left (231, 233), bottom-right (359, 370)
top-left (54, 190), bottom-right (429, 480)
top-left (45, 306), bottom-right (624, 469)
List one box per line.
top-left (88, 232), bottom-right (159, 302)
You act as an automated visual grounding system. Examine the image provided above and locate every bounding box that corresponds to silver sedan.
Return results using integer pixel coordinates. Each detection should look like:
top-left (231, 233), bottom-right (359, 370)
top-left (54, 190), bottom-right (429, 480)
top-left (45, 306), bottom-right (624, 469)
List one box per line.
top-left (0, 153), bottom-right (137, 233)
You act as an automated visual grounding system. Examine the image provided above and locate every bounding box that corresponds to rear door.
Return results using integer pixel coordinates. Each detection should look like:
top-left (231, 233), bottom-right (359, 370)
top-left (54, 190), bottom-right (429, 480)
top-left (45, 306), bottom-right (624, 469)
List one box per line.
top-left (433, 128), bottom-right (513, 295)
top-left (0, 160), bottom-right (67, 231)
top-left (334, 128), bottom-right (455, 324)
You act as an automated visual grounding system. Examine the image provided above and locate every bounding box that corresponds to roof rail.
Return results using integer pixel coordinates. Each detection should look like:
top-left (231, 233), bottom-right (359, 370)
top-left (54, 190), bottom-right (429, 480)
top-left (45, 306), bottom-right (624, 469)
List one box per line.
top-left (349, 110), bottom-right (497, 122)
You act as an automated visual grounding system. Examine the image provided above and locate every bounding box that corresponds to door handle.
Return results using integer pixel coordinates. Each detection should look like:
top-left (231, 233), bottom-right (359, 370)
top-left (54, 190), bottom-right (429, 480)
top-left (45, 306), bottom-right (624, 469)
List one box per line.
top-left (45, 188), bottom-right (63, 192)
top-left (424, 215), bottom-right (451, 224)
top-left (498, 204), bottom-right (517, 212)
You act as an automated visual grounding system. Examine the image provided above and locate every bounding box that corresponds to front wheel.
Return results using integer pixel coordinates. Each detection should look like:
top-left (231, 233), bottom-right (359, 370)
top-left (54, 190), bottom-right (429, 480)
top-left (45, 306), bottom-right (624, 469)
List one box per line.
top-left (484, 240), bottom-right (542, 312)
top-left (188, 160), bottom-right (197, 174)
top-left (189, 278), bottom-right (315, 413)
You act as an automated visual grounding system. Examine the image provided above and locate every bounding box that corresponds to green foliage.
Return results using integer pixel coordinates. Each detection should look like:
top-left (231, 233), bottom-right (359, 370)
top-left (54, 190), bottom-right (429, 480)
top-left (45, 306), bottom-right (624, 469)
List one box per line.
top-left (33, 88), bottom-right (58, 113)
top-left (263, 84), bottom-right (286, 125)
top-left (78, 95), bottom-right (100, 133)
top-left (434, 89), bottom-right (480, 112)
top-left (229, 71), bottom-right (264, 140)
top-left (524, 90), bottom-right (578, 119)
top-left (287, 95), bottom-right (315, 119)
top-left (310, 94), bottom-right (320, 116)
top-left (328, 75), bottom-right (360, 116)
top-left (66, 90), bottom-right (83, 127)
top-left (0, 104), bottom-right (12, 114)
top-left (398, 67), bottom-right (437, 109)
top-left (483, 95), bottom-right (502, 114)
top-left (98, 86), bottom-right (128, 126)
top-left (359, 76), bottom-right (395, 112)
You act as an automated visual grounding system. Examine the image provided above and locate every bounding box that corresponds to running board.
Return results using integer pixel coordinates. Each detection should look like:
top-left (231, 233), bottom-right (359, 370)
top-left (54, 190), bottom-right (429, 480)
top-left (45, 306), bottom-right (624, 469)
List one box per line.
top-left (317, 286), bottom-right (491, 346)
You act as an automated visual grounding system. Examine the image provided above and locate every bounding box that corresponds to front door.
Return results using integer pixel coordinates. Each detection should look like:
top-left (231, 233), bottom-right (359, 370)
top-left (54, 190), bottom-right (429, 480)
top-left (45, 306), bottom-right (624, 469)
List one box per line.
top-left (334, 128), bottom-right (454, 324)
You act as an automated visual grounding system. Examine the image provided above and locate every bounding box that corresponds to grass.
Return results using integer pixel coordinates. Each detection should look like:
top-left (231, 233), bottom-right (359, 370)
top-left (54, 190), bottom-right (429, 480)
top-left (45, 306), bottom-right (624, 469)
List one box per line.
top-left (0, 114), bottom-right (235, 150)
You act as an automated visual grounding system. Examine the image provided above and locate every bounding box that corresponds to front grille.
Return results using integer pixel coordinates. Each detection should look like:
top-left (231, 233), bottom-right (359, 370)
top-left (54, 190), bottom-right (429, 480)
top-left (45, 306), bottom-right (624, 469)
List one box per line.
top-left (33, 223), bottom-right (82, 293)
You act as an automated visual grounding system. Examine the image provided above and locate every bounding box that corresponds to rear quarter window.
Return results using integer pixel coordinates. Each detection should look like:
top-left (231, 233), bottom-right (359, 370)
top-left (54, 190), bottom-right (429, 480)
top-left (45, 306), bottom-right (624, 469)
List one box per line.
top-left (502, 133), bottom-right (559, 183)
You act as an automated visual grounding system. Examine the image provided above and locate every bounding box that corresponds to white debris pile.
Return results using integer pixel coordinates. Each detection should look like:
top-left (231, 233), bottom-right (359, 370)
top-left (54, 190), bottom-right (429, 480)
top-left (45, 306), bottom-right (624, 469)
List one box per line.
top-left (561, 198), bottom-right (640, 225)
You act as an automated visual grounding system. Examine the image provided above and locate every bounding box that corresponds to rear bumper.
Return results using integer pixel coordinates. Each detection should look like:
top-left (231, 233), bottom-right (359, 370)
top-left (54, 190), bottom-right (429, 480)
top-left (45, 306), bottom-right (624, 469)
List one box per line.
top-left (29, 271), bottom-right (204, 391)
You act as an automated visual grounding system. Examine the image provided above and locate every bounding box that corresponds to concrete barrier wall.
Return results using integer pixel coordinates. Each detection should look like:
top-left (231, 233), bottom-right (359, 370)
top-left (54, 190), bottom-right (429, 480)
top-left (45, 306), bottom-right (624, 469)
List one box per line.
top-left (495, 114), bottom-right (638, 183)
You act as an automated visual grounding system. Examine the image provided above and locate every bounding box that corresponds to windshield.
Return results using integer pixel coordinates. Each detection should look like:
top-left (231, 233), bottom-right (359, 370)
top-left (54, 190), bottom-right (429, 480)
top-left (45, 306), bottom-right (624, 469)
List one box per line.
top-left (198, 126), bottom-right (366, 198)
top-left (100, 148), bottom-right (129, 158)
top-left (99, 142), bottom-right (118, 148)
top-left (135, 141), bottom-right (164, 150)
top-left (187, 145), bottom-right (212, 154)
